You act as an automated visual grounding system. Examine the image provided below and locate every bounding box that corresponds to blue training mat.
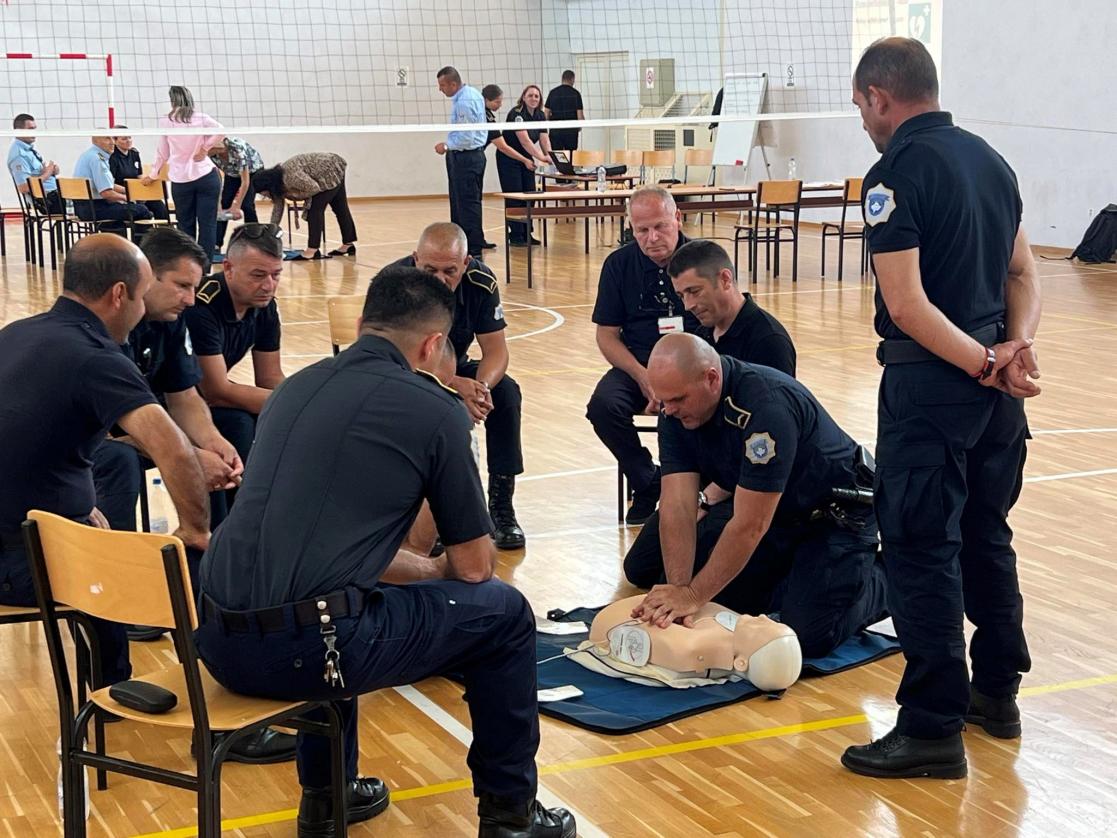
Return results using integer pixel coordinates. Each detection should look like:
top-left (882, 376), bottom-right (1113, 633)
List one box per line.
top-left (537, 606), bottom-right (901, 735)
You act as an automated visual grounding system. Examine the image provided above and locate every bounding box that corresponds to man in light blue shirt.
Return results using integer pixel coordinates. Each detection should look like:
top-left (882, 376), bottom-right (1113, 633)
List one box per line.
top-left (7, 113), bottom-right (62, 213)
top-left (434, 66), bottom-right (488, 257)
top-left (73, 136), bottom-right (151, 234)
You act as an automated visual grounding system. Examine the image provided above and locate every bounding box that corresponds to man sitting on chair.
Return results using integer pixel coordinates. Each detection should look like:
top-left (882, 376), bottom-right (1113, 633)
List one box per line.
top-left (73, 135), bottom-right (152, 235)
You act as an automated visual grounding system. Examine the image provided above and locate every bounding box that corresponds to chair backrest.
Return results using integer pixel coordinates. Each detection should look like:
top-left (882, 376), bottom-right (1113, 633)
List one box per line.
top-left (612, 149), bottom-right (643, 168)
top-left (327, 295), bottom-right (365, 354)
top-left (757, 179), bottom-right (803, 207)
top-left (845, 177), bottom-right (864, 203)
top-left (26, 175), bottom-right (47, 201)
top-left (641, 149), bottom-right (675, 169)
top-left (57, 177), bottom-right (95, 202)
top-left (571, 149), bottom-right (605, 167)
top-left (125, 177), bottom-right (167, 202)
top-left (684, 148), bottom-right (714, 167)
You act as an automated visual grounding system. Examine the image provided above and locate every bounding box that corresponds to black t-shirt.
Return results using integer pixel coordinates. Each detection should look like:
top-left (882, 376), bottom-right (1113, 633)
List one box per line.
top-left (502, 105), bottom-right (547, 157)
top-left (393, 256), bottom-right (506, 362)
top-left (0, 297), bottom-right (157, 531)
top-left (701, 293), bottom-right (797, 377)
top-left (199, 335), bottom-right (492, 609)
top-left (109, 148), bottom-right (143, 186)
top-left (123, 317), bottom-right (202, 395)
top-left (184, 274), bottom-right (281, 371)
top-left (659, 357), bottom-right (858, 520)
top-left (545, 85), bottom-right (583, 120)
top-left (484, 108), bottom-right (501, 149)
top-left (591, 232), bottom-right (699, 364)
top-left (863, 111), bottom-right (1022, 340)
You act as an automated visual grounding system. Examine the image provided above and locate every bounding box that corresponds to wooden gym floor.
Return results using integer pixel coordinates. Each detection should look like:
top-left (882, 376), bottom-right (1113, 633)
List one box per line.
top-left (1, 197), bottom-right (1116, 837)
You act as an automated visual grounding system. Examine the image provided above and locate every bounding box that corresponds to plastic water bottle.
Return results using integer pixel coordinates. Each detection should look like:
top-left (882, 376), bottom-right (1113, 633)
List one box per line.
top-left (216, 210), bottom-right (234, 221)
top-left (149, 477), bottom-right (170, 534)
top-left (596, 165), bottom-right (607, 192)
top-left (787, 157), bottom-right (798, 180)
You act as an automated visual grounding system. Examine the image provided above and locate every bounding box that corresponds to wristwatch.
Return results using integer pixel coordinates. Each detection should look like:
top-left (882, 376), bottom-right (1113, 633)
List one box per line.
top-left (698, 491), bottom-right (711, 512)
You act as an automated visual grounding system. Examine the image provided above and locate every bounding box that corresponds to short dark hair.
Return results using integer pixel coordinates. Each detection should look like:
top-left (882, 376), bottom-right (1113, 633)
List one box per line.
top-left (436, 66), bottom-right (461, 84)
top-left (854, 37), bottom-right (938, 103)
top-left (63, 236), bottom-right (144, 300)
top-left (140, 227), bottom-right (208, 275)
top-left (13, 113), bottom-right (34, 129)
top-left (481, 83), bottom-right (503, 101)
top-left (227, 223), bottom-right (285, 260)
top-left (250, 165), bottom-right (285, 199)
top-left (667, 239), bottom-right (734, 282)
top-left (361, 266), bottom-right (454, 334)
top-left (562, 70), bottom-right (575, 83)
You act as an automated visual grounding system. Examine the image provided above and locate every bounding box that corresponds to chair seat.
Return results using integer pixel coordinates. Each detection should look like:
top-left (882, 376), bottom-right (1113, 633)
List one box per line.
top-left (132, 219), bottom-right (173, 227)
top-left (0, 603), bottom-right (74, 621)
top-left (822, 221), bottom-right (865, 233)
top-left (91, 664), bottom-right (306, 730)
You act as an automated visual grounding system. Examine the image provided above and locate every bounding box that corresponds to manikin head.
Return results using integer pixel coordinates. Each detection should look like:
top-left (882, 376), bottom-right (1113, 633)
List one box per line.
top-left (852, 36), bottom-right (940, 153)
top-left (648, 333), bottom-right (723, 430)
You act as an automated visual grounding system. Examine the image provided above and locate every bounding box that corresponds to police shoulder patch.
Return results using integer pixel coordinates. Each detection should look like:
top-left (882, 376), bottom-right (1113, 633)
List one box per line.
top-left (864, 183), bottom-right (896, 226)
top-left (722, 396), bottom-right (752, 430)
top-left (466, 267), bottom-right (498, 295)
top-left (196, 279), bottom-right (222, 304)
top-left (744, 432), bottom-right (776, 465)
top-left (414, 368), bottom-right (461, 398)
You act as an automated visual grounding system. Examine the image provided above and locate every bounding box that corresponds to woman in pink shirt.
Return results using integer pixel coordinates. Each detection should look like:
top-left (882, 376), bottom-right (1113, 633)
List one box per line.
top-left (145, 86), bottom-right (224, 263)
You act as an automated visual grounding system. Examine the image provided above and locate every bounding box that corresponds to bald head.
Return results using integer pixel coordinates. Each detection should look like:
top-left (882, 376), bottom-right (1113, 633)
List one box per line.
top-left (417, 222), bottom-right (468, 257)
top-left (648, 334), bottom-right (723, 429)
top-left (650, 333), bottom-right (720, 380)
top-left (63, 234), bottom-right (147, 301)
top-left (629, 185), bottom-right (677, 217)
top-left (629, 186), bottom-right (682, 267)
top-left (413, 222), bottom-right (470, 291)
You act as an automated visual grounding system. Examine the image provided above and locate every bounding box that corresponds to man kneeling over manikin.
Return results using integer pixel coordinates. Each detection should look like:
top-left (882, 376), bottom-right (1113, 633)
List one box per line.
top-left (623, 333), bottom-right (888, 658)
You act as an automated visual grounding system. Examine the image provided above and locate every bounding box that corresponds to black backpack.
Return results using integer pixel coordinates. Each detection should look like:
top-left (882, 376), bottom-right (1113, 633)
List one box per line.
top-left (1070, 204), bottom-right (1117, 262)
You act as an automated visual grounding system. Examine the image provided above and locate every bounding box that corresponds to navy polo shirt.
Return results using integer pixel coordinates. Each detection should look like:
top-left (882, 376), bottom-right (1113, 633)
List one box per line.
top-left (863, 111), bottom-right (1022, 340)
top-left (109, 148), bottom-right (143, 186)
top-left (123, 317), bottom-right (202, 395)
top-left (184, 274), bottom-right (281, 371)
top-left (0, 297), bottom-right (157, 531)
top-left (392, 255), bottom-right (506, 363)
top-left (502, 105), bottom-right (547, 158)
top-left (592, 232), bottom-right (699, 364)
top-left (199, 335), bottom-right (492, 610)
top-left (702, 293), bottom-right (797, 377)
top-left (484, 108), bottom-right (501, 149)
top-left (659, 356), bottom-right (858, 520)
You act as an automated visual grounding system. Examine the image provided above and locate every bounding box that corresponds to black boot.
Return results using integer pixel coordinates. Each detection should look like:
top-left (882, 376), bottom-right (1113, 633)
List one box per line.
top-left (966, 686), bottom-right (1021, 739)
top-left (489, 474), bottom-right (526, 550)
top-left (298, 777), bottom-right (390, 837)
top-left (625, 468), bottom-right (661, 526)
top-left (841, 727), bottom-right (967, 779)
top-left (478, 794), bottom-right (576, 838)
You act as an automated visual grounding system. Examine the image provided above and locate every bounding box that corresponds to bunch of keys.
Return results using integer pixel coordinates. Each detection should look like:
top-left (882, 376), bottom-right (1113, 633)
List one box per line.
top-left (318, 602), bottom-right (345, 689)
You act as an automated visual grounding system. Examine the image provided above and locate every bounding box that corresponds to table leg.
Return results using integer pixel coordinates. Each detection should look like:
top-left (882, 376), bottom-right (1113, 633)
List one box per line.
top-left (526, 202), bottom-right (533, 289)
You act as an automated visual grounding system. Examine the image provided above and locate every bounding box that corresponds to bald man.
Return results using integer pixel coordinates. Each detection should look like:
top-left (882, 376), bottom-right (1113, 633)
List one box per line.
top-left (628, 334), bottom-right (887, 658)
top-left (588, 187), bottom-right (700, 525)
top-left (394, 222), bottom-right (525, 550)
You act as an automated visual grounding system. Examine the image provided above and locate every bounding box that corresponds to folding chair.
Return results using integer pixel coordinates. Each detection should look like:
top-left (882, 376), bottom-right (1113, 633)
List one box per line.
top-left (734, 179), bottom-right (804, 282)
top-left (327, 295), bottom-right (365, 355)
top-left (24, 510), bottom-right (347, 838)
top-left (821, 177), bottom-right (869, 281)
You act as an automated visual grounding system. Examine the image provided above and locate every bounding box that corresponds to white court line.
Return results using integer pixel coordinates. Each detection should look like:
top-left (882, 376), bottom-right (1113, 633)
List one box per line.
top-left (1025, 468), bottom-right (1117, 484)
top-left (529, 524), bottom-right (632, 540)
top-left (520, 466), bottom-right (615, 483)
top-left (505, 302), bottom-right (566, 342)
top-left (393, 685), bottom-right (607, 838)
top-left (1032, 428), bottom-right (1117, 436)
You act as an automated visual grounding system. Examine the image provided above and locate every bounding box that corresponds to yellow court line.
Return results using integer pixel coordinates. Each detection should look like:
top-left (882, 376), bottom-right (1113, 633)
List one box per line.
top-left (129, 671), bottom-right (1117, 838)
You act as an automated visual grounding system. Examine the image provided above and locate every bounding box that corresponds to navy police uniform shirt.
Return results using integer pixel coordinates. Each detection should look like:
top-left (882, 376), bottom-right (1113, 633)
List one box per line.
top-left (123, 318), bottom-right (201, 395)
top-left (701, 293), bottom-right (797, 377)
top-left (109, 147), bottom-right (143, 186)
top-left (393, 255), bottom-right (507, 363)
top-left (0, 297), bottom-right (157, 531)
top-left (502, 105), bottom-right (547, 158)
top-left (184, 274), bottom-right (281, 371)
top-left (199, 335), bottom-right (492, 610)
top-left (592, 232), bottom-right (699, 364)
top-left (863, 111), bottom-right (1022, 340)
top-left (659, 356), bottom-right (857, 521)
top-left (484, 108), bottom-right (501, 150)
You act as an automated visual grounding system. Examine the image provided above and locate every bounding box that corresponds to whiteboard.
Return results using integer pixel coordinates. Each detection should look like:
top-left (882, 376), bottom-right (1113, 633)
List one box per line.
top-left (712, 73), bottom-right (768, 168)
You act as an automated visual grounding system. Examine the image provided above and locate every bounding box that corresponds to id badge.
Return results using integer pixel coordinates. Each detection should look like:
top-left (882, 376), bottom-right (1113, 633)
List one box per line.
top-left (658, 316), bottom-right (684, 334)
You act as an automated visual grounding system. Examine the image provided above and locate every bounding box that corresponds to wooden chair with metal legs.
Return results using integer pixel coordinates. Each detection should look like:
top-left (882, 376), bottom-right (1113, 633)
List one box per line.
top-left (26, 176), bottom-right (68, 269)
top-left (24, 510), bottom-right (348, 838)
top-left (617, 423), bottom-right (659, 523)
top-left (640, 149), bottom-right (676, 185)
top-left (124, 178), bottom-right (173, 242)
top-left (733, 179), bottom-right (804, 283)
top-left (10, 178), bottom-right (41, 264)
top-left (56, 177), bottom-right (119, 247)
top-left (327, 294), bottom-right (365, 355)
top-left (683, 148), bottom-right (715, 226)
top-left (820, 177), bottom-right (869, 282)
top-left (570, 150), bottom-right (608, 228)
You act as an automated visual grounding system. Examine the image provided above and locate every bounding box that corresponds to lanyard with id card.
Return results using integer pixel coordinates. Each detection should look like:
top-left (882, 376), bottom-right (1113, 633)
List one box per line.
top-left (658, 315), bottom-right (684, 334)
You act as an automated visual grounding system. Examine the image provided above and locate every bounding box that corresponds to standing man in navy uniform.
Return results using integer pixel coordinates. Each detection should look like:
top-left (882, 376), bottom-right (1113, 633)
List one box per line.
top-left (841, 38), bottom-right (1042, 780)
top-left (587, 187), bottom-right (699, 525)
top-left (0, 234), bottom-right (210, 686)
top-left (629, 334), bottom-right (887, 658)
top-left (435, 66), bottom-right (488, 258)
top-left (394, 222), bottom-right (526, 549)
top-left (185, 223), bottom-right (285, 523)
top-left (195, 266), bottom-right (575, 838)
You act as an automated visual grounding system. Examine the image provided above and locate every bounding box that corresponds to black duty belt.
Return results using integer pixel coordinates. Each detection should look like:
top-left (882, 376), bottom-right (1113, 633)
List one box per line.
top-left (202, 589), bottom-right (358, 634)
top-left (448, 147), bottom-right (484, 154)
top-left (876, 322), bottom-right (1003, 366)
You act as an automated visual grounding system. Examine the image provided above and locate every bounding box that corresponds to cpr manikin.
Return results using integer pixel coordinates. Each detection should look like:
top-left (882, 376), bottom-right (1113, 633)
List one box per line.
top-left (568, 595), bottom-right (802, 691)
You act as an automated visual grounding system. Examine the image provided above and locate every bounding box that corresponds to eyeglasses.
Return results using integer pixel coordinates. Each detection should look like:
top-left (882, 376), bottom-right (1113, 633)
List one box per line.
top-left (228, 223), bottom-right (283, 246)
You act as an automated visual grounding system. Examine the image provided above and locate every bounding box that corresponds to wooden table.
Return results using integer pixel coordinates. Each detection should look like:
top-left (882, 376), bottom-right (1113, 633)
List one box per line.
top-left (495, 182), bottom-right (846, 287)
top-left (535, 171), bottom-right (639, 253)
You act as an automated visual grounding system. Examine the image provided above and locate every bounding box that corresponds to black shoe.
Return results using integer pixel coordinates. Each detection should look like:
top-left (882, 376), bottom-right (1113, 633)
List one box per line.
top-left (625, 469), bottom-right (661, 526)
top-left (326, 245), bottom-right (356, 257)
top-left (529, 236), bottom-right (541, 246)
top-left (224, 727), bottom-right (297, 764)
top-left (489, 474), bottom-right (526, 550)
top-left (481, 241), bottom-right (498, 250)
top-left (841, 727), bottom-right (967, 779)
top-left (298, 777), bottom-right (390, 837)
top-left (478, 795), bottom-right (576, 838)
top-left (127, 625), bottom-right (166, 642)
top-left (966, 686), bottom-right (1021, 739)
